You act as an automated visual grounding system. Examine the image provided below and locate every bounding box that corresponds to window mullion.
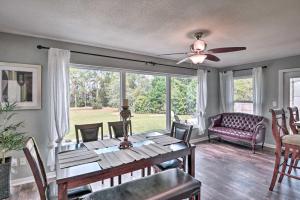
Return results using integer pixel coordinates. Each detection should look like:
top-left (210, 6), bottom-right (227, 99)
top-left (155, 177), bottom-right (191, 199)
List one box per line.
top-left (166, 76), bottom-right (171, 131)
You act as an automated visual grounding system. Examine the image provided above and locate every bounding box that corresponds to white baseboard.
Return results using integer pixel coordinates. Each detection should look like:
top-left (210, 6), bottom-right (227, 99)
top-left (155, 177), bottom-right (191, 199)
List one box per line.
top-left (190, 135), bottom-right (217, 144)
top-left (264, 143), bottom-right (276, 149)
top-left (11, 171), bottom-right (56, 186)
top-left (190, 136), bottom-right (276, 149)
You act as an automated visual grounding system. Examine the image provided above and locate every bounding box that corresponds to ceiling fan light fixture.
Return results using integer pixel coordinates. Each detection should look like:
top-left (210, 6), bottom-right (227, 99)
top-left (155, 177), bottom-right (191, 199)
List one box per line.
top-left (189, 54), bottom-right (207, 64)
top-left (192, 40), bottom-right (206, 51)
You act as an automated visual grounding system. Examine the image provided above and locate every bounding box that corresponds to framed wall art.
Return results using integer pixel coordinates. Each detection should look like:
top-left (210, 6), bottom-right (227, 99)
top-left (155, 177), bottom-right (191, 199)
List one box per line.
top-left (0, 62), bottom-right (41, 110)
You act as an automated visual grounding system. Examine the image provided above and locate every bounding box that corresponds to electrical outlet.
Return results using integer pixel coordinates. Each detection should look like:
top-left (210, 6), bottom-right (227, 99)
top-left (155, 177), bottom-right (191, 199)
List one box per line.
top-left (11, 158), bottom-right (18, 167)
top-left (20, 157), bottom-right (27, 166)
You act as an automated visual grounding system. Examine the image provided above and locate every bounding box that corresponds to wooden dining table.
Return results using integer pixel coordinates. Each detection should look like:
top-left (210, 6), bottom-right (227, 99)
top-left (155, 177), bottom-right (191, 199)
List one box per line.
top-left (55, 132), bottom-right (196, 200)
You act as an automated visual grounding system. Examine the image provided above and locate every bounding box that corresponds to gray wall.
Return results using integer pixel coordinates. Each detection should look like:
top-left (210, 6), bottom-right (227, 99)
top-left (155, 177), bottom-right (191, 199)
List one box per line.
top-left (221, 55), bottom-right (300, 145)
top-left (0, 32), bottom-right (218, 180)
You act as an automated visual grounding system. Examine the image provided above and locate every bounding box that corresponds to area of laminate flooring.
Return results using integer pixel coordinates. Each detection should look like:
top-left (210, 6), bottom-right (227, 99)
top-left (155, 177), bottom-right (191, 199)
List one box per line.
top-left (7, 140), bottom-right (300, 200)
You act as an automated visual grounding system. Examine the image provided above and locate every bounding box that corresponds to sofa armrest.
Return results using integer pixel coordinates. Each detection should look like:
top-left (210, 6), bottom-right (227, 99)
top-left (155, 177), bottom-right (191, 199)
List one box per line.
top-left (209, 114), bottom-right (222, 128)
top-left (253, 119), bottom-right (266, 143)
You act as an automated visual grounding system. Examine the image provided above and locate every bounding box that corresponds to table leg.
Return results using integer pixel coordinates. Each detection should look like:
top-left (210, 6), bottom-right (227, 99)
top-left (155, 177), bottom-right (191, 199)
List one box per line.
top-left (188, 147), bottom-right (195, 177)
top-left (58, 183), bottom-right (68, 200)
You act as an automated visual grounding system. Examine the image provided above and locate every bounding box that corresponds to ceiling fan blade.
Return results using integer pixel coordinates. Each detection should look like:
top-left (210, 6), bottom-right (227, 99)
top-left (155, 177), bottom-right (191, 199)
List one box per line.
top-left (158, 52), bottom-right (189, 56)
top-left (176, 57), bottom-right (190, 64)
top-left (207, 47), bottom-right (246, 53)
top-left (205, 54), bottom-right (220, 62)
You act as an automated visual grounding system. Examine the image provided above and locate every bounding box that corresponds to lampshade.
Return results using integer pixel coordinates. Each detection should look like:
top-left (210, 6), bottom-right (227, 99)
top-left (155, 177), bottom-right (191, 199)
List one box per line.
top-left (189, 54), bottom-right (207, 64)
top-left (193, 40), bottom-right (206, 51)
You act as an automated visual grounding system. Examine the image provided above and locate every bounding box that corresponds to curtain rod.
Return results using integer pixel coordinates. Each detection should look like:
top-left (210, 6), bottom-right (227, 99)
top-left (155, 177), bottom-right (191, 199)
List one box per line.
top-left (223, 65), bottom-right (267, 73)
top-left (37, 45), bottom-right (210, 72)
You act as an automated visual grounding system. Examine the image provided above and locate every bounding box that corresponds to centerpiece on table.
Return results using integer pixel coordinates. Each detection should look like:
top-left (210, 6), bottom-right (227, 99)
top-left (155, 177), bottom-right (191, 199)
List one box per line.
top-left (119, 99), bottom-right (133, 149)
top-left (0, 102), bottom-right (26, 199)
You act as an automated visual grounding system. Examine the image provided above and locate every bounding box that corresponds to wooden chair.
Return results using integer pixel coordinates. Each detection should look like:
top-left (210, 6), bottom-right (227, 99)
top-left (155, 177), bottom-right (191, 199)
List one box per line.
top-left (107, 120), bottom-right (133, 185)
top-left (108, 120), bottom-right (132, 138)
top-left (75, 123), bottom-right (103, 144)
top-left (287, 106), bottom-right (300, 135)
top-left (23, 137), bottom-right (92, 200)
top-left (269, 109), bottom-right (300, 191)
top-left (154, 122), bottom-right (193, 172)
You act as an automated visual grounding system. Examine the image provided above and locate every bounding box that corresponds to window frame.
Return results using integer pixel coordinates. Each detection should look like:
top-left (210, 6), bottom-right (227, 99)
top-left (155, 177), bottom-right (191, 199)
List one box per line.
top-left (233, 75), bottom-right (254, 114)
top-left (69, 63), bottom-right (197, 134)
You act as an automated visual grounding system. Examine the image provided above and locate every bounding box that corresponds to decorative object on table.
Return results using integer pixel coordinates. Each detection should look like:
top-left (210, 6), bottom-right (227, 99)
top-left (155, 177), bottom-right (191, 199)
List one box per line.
top-left (0, 62), bottom-right (41, 110)
top-left (0, 102), bottom-right (26, 199)
top-left (119, 99), bottom-right (133, 149)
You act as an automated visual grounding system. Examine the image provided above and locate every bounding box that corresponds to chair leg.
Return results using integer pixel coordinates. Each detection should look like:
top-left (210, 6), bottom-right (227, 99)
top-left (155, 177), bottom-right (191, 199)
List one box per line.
top-left (118, 175), bottom-right (122, 185)
top-left (102, 180), bottom-right (104, 184)
top-left (208, 133), bottom-right (211, 142)
top-left (262, 142), bottom-right (265, 150)
top-left (147, 167), bottom-right (151, 176)
top-left (141, 168), bottom-right (145, 177)
top-left (195, 191), bottom-right (201, 200)
top-left (278, 150), bottom-right (289, 183)
top-left (110, 178), bottom-right (114, 187)
top-left (287, 155), bottom-right (296, 175)
top-left (295, 159), bottom-right (299, 169)
top-left (269, 152), bottom-right (281, 191)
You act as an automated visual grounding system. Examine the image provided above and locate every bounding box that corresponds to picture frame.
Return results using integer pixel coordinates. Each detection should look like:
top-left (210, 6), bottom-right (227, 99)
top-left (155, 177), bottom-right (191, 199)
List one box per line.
top-left (0, 62), bottom-right (41, 110)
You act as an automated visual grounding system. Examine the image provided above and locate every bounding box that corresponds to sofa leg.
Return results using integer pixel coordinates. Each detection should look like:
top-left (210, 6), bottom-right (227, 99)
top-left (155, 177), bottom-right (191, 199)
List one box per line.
top-left (252, 143), bottom-right (256, 154)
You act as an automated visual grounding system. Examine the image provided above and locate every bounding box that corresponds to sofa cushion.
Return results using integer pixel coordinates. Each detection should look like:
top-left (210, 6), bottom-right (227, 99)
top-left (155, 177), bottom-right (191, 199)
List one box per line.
top-left (209, 127), bottom-right (254, 140)
top-left (220, 113), bottom-right (263, 132)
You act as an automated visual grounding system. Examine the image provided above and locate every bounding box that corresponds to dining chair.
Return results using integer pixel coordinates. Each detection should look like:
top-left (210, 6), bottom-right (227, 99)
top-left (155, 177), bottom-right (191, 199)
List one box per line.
top-left (108, 120), bottom-right (132, 138)
top-left (269, 109), bottom-right (300, 191)
top-left (107, 120), bottom-right (134, 183)
top-left (153, 122), bottom-right (193, 173)
top-left (75, 123), bottom-right (103, 144)
top-left (23, 137), bottom-right (92, 200)
top-left (287, 106), bottom-right (300, 135)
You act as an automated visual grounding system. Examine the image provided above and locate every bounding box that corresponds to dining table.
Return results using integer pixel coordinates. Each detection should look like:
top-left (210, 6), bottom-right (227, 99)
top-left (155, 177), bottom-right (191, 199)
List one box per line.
top-left (55, 132), bottom-right (196, 200)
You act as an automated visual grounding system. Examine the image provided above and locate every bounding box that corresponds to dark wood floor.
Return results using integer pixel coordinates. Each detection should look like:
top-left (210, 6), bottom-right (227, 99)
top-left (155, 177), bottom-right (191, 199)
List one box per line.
top-left (7, 140), bottom-right (300, 200)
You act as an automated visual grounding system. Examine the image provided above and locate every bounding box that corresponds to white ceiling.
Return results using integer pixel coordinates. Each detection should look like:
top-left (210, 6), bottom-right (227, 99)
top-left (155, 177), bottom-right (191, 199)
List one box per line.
top-left (1, 0), bottom-right (300, 68)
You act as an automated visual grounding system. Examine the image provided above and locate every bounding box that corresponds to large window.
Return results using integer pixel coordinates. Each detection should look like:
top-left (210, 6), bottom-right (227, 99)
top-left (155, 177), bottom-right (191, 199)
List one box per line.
top-left (234, 76), bottom-right (253, 114)
top-left (66, 65), bottom-right (198, 141)
top-left (66, 67), bottom-right (120, 140)
top-left (171, 77), bottom-right (197, 124)
top-left (290, 77), bottom-right (300, 106)
top-left (126, 73), bottom-right (166, 133)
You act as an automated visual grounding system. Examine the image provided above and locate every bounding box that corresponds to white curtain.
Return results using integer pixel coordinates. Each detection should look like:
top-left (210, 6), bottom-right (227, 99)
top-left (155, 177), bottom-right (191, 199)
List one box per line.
top-left (219, 71), bottom-right (234, 113)
top-left (196, 69), bottom-right (207, 134)
top-left (253, 67), bottom-right (263, 115)
top-left (47, 48), bottom-right (71, 171)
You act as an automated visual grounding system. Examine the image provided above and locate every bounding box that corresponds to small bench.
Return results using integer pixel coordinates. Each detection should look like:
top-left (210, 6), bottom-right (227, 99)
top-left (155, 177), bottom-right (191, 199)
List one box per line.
top-left (81, 168), bottom-right (201, 200)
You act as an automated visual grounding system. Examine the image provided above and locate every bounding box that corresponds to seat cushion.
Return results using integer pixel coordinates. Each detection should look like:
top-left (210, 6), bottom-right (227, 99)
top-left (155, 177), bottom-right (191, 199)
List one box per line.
top-left (155, 159), bottom-right (182, 171)
top-left (282, 134), bottom-right (300, 146)
top-left (209, 127), bottom-right (254, 140)
top-left (47, 182), bottom-right (92, 200)
top-left (82, 168), bottom-right (201, 200)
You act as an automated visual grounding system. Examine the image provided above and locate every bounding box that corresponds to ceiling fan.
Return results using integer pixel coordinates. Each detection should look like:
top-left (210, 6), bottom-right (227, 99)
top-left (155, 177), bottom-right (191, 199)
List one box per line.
top-left (160, 32), bottom-right (246, 64)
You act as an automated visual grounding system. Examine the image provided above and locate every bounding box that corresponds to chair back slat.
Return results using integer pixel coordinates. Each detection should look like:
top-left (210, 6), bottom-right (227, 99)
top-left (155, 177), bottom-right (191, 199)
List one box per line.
top-left (170, 122), bottom-right (193, 143)
top-left (75, 123), bottom-right (103, 143)
top-left (23, 137), bottom-right (47, 200)
top-left (270, 109), bottom-right (289, 151)
top-left (108, 120), bottom-right (132, 138)
top-left (287, 106), bottom-right (299, 134)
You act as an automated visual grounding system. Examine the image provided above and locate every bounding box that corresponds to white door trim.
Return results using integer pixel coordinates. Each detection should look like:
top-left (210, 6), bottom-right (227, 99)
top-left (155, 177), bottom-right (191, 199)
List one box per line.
top-left (278, 68), bottom-right (300, 108)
